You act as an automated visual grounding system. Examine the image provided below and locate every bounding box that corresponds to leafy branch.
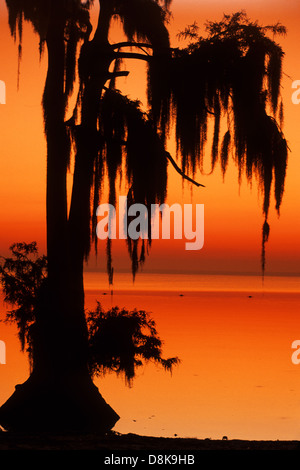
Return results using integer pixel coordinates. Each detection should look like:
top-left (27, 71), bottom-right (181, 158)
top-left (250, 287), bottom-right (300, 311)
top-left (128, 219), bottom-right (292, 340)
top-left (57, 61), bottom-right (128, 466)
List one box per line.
top-left (0, 243), bottom-right (180, 383)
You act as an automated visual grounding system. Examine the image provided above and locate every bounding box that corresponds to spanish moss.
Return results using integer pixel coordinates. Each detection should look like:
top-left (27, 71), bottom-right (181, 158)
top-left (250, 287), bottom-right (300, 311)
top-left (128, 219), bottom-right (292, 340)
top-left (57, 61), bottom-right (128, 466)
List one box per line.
top-left (6, 4), bottom-right (288, 280)
top-left (148, 11), bottom-right (288, 275)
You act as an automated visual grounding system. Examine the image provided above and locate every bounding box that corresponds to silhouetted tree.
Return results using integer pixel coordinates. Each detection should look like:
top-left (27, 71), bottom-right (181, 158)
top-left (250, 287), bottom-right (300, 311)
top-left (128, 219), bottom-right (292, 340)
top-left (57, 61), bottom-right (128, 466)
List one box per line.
top-left (0, 243), bottom-right (179, 386)
top-left (0, 1), bottom-right (287, 432)
top-left (169, 13), bottom-right (288, 273)
top-left (87, 302), bottom-right (180, 386)
top-left (0, 243), bottom-right (47, 365)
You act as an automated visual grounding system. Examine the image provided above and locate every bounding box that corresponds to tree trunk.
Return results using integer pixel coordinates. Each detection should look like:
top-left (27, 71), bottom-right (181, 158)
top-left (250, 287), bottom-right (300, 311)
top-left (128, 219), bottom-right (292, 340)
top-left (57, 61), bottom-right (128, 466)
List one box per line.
top-left (66, 0), bottom-right (115, 368)
top-left (0, 2), bottom-right (119, 433)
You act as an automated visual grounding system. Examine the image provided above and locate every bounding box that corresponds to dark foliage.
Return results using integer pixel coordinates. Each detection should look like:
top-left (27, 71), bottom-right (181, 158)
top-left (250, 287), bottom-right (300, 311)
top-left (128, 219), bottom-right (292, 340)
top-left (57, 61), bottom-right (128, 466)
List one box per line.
top-left (0, 243), bottom-right (47, 362)
top-left (5, 4), bottom-right (288, 277)
top-left (87, 302), bottom-right (180, 386)
top-left (0, 243), bottom-right (179, 383)
top-left (148, 11), bottom-right (288, 273)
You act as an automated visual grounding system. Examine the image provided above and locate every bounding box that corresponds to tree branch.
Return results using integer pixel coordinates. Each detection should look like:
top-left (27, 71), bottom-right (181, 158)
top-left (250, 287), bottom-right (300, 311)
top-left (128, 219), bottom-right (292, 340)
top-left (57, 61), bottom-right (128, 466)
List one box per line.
top-left (114, 51), bottom-right (152, 62)
top-left (112, 42), bottom-right (154, 51)
top-left (165, 152), bottom-right (205, 188)
top-left (108, 70), bottom-right (130, 78)
top-left (205, 106), bottom-right (216, 116)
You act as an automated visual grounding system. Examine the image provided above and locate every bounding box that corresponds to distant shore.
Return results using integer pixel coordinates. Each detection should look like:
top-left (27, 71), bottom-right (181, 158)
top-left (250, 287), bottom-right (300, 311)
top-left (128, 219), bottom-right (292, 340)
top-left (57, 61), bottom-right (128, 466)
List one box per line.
top-left (0, 431), bottom-right (299, 450)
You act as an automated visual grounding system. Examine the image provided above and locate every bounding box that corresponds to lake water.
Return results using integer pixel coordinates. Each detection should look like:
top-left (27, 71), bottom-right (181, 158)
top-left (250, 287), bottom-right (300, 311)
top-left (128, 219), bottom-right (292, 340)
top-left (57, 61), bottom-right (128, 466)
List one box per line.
top-left (84, 271), bottom-right (300, 294)
top-left (1, 273), bottom-right (300, 440)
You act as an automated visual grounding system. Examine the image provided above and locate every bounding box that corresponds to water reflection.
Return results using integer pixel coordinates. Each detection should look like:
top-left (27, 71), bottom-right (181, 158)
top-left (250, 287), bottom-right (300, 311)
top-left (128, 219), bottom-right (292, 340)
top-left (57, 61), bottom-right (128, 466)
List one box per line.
top-left (1, 273), bottom-right (300, 440)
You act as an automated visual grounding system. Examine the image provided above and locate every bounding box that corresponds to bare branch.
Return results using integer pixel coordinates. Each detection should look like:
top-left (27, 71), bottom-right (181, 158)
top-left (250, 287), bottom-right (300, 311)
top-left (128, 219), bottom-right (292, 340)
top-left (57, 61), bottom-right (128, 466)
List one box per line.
top-left (112, 42), bottom-right (154, 51)
top-left (108, 70), bottom-right (130, 78)
top-left (205, 106), bottom-right (216, 116)
top-left (165, 152), bottom-right (205, 188)
top-left (114, 51), bottom-right (152, 62)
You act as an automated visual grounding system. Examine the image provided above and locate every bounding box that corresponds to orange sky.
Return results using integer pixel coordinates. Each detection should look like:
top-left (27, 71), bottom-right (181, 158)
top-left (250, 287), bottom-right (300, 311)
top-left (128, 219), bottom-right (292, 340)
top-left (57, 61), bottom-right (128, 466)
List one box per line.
top-left (0, 0), bottom-right (299, 275)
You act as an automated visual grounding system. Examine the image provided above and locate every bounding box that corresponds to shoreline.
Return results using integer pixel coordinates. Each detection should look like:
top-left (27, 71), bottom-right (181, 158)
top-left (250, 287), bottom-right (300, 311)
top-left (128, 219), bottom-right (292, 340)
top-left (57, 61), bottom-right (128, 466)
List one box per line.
top-left (0, 431), bottom-right (299, 450)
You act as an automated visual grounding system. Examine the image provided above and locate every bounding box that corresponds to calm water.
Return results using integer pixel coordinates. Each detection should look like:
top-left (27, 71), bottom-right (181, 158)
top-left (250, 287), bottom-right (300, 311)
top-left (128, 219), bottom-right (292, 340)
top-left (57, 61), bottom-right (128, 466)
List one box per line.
top-left (84, 271), bottom-right (300, 294)
top-left (1, 273), bottom-right (300, 440)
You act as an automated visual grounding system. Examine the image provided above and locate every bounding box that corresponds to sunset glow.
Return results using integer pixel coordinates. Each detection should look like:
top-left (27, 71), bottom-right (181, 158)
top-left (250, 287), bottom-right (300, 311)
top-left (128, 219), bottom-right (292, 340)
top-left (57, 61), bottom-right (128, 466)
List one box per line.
top-left (0, 1), bottom-right (299, 275)
top-left (0, 0), bottom-right (300, 445)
